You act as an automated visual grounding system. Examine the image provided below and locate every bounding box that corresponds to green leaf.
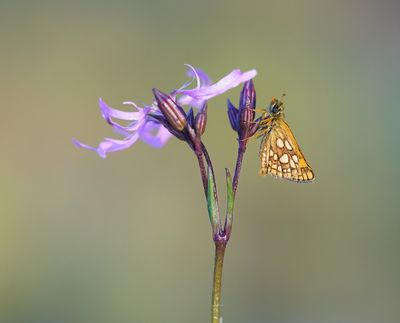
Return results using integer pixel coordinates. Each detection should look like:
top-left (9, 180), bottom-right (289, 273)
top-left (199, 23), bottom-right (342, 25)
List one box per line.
top-left (225, 168), bottom-right (234, 235)
top-left (207, 166), bottom-right (220, 235)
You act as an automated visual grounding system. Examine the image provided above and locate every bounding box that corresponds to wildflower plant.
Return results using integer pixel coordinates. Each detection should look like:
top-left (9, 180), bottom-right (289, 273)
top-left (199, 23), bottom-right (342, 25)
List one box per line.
top-left (75, 65), bottom-right (310, 322)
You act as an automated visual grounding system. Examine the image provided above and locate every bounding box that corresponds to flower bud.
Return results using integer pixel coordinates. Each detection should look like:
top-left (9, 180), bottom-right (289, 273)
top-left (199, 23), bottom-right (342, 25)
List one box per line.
top-left (149, 113), bottom-right (186, 141)
top-left (239, 79), bottom-right (256, 110)
top-left (194, 104), bottom-right (208, 136)
top-left (152, 88), bottom-right (187, 132)
top-left (227, 99), bottom-right (239, 132)
top-left (187, 107), bottom-right (195, 128)
top-left (238, 80), bottom-right (256, 135)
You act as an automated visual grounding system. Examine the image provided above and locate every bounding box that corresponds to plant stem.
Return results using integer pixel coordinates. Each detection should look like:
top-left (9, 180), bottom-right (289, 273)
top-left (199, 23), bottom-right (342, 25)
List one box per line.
top-left (232, 142), bottom-right (247, 195)
top-left (195, 149), bottom-right (208, 197)
top-left (211, 240), bottom-right (227, 323)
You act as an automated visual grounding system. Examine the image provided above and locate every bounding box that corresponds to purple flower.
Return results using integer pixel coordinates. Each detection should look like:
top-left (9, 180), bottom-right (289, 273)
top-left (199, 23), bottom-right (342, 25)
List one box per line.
top-left (73, 99), bottom-right (169, 158)
top-left (177, 67), bottom-right (257, 108)
top-left (74, 65), bottom-right (257, 158)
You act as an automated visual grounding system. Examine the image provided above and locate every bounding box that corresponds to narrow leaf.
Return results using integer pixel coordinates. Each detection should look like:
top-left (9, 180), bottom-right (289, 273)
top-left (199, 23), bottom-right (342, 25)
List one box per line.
top-left (224, 168), bottom-right (234, 237)
top-left (207, 166), bottom-right (220, 235)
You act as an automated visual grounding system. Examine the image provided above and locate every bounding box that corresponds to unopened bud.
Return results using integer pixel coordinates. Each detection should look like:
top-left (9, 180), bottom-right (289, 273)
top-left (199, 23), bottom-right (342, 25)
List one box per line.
top-left (238, 80), bottom-right (256, 134)
top-left (149, 113), bottom-right (186, 141)
top-left (152, 88), bottom-right (187, 132)
top-left (227, 99), bottom-right (239, 132)
top-left (194, 104), bottom-right (208, 136)
top-left (239, 79), bottom-right (256, 111)
top-left (187, 107), bottom-right (195, 128)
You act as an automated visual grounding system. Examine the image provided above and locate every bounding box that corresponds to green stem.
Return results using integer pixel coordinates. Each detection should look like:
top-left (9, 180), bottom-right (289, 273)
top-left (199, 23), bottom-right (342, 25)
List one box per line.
top-left (211, 241), bottom-right (227, 323)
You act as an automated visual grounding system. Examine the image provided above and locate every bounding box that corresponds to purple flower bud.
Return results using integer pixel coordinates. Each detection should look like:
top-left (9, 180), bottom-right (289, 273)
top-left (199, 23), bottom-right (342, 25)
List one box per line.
top-left (238, 80), bottom-right (256, 136)
top-left (152, 88), bottom-right (187, 132)
top-left (227, 99), bottom-right (239, 132)
top-left (149, 113), bottom-right (187, 141)
top-left (194, 104), bottom-right (208, 136)
top-left (239, 80), bottom-right (256, 110)
top-left (187, 107), bottom-right (195, 128)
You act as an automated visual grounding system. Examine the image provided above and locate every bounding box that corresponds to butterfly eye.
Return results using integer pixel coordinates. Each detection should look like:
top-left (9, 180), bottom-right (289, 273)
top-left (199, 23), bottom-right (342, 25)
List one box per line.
top-left (268, 97), bottom-right (285, 115)
top-left (270, 104), bottom-right (281, 114)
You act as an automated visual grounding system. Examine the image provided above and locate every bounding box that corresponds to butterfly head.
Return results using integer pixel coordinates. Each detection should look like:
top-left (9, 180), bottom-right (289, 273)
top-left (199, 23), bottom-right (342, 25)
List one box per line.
top-left (268, 95), bottom-right (285, 117)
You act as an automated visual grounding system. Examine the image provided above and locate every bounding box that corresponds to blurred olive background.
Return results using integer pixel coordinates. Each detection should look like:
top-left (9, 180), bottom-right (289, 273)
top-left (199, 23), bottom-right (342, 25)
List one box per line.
top-left (1, 0), bottom-right (399, 322)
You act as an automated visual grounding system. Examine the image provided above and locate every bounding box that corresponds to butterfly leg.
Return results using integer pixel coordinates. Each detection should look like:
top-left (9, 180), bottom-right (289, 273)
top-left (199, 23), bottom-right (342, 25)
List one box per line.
top-left (240, 128), bottom-right (268, 142)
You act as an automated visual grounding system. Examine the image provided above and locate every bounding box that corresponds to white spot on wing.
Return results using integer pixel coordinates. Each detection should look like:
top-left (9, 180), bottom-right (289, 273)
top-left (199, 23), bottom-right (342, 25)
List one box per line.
top-left (285, 140), bottom-right (292, 150)
top-left (279, 154), bottom-right (289, 163)
top-left (276, 138), bottom-right (284, 148)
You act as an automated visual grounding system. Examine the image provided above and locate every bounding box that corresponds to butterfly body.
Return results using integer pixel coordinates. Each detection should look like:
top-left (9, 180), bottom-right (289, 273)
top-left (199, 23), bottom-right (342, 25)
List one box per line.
top-left (256, 98), bottom-right (315, 183)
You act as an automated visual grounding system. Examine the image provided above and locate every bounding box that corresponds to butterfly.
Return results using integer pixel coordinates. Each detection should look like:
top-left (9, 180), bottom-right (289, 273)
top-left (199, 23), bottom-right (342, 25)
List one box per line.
top-left (254, 96), bottom-right (315, 182)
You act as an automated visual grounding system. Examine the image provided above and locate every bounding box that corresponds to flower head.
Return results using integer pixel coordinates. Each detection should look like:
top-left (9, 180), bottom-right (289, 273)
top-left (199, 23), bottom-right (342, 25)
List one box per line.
top-left (73, 99), bottom-right (170, 158)
top-left (74, 65), bottom-right (257, 158)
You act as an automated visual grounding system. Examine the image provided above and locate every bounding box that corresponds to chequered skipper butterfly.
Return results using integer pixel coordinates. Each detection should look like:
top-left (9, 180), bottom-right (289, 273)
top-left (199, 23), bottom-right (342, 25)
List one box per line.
top-left (254, 96), bottom-right (315, 182)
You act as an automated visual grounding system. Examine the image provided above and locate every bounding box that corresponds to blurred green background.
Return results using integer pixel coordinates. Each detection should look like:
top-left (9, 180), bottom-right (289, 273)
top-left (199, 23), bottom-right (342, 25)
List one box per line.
top-left (1, 0), bottom-right (399, 322)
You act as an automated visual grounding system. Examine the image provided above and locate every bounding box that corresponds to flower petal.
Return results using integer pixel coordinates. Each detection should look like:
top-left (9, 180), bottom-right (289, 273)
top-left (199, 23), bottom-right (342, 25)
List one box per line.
top-left (139, 121), bottom-right (173, 148)
top-left (73, 133), bottom-right (139, 158)
top-left (100, 99), bottom-right (150, 133)
top-left (73, 138), bottom-right (100, 154)
top-left (185, 64), bottom-right (212, 87)
top-left (97, 135), bottom-right (140, 156)
top-left (99, 98), bottom-right (142, 121)
top-left (178, 69), bottom-right (257, 107)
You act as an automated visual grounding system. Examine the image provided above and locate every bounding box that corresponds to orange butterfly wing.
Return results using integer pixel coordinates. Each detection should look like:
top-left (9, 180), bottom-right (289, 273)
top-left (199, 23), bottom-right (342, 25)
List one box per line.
top-left (259, 118), bottom-right (315, 182)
